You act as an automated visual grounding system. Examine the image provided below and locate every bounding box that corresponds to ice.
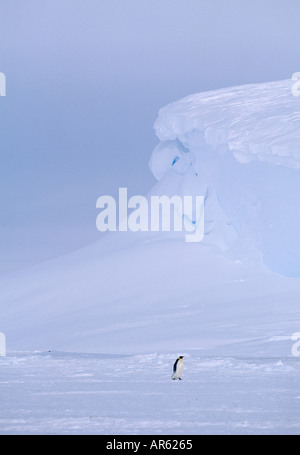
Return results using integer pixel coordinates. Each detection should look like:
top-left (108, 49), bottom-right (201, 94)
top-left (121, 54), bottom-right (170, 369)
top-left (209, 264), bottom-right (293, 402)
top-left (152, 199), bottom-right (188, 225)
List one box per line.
top-left (149, 79), bottom-right (300, 276)
top-left (1, 79), bottom-right (300, 435)
top-left (149, 139), bottom-right (195, 180)
top-left (152, 79), bottom-right (300, 170)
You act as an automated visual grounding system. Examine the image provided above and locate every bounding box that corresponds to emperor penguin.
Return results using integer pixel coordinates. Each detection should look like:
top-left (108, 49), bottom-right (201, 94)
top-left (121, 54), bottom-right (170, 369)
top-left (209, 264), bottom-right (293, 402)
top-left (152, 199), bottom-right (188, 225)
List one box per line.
top-left (172, 356), bottom-right (184, 380)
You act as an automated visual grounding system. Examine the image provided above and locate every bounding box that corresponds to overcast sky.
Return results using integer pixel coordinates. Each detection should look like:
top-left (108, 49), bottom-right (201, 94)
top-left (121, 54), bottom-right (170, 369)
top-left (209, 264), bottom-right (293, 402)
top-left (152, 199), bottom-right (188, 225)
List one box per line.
top-left (1, 0), bottom-right (300, 272)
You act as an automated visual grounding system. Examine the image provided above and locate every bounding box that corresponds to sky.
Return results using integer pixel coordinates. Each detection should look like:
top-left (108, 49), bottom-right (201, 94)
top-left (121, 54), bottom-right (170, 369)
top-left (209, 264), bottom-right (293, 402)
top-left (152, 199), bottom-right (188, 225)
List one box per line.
top-left (1, 0), bottom-right (300, 273)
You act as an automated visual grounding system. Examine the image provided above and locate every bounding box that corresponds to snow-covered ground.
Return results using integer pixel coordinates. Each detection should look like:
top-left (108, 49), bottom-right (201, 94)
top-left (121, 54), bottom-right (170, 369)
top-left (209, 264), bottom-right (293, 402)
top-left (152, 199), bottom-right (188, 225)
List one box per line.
top-left (1, 79), bottom-right (300, 435)
top-left (0, 350), bottom-right (299, 435)
top-left (1, 237), bottom-right (300, 435)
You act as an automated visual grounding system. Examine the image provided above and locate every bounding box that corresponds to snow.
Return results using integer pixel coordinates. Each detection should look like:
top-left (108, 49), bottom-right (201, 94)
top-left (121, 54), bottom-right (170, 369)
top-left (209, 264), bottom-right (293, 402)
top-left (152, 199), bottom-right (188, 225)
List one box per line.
top-left (1, 79), bottom-right (300, 435)
top-left (0, 351), bottom-right (299, 435)
top-left (1, 236), bottom-right (300, 435)
top-left (152, 79), bottom-right (300, 171)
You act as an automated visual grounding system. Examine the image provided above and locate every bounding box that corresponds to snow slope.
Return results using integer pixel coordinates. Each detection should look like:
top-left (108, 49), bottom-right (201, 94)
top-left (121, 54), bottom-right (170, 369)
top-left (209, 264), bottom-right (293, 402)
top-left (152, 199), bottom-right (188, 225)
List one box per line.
top-left (1, 233), bottom-right (300, 356)
top-left (1, 79), bottom-right (300, 435)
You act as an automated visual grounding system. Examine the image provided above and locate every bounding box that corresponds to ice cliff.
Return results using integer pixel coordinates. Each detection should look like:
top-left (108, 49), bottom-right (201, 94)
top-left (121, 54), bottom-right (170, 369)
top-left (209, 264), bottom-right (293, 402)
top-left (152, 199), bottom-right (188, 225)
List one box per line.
top-left (149, 79), bottom-right (300, 276)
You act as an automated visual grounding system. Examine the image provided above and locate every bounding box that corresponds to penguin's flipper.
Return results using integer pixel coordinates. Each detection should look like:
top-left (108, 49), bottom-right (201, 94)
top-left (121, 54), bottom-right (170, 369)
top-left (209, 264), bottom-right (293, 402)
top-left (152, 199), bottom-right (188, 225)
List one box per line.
top-left (173, 358), bottom-right (179, 373)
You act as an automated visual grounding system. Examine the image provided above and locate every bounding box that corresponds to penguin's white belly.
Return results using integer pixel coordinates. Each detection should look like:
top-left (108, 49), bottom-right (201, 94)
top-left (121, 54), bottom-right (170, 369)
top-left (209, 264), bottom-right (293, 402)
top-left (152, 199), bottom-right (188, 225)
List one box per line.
top-left (173, 361), bottom-right (183, 379)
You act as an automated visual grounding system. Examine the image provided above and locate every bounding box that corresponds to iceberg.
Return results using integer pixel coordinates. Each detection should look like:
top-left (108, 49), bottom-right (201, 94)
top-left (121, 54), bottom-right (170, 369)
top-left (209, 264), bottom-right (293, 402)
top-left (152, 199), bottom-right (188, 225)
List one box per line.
top-left (149, 79), bottom-right (300, 276)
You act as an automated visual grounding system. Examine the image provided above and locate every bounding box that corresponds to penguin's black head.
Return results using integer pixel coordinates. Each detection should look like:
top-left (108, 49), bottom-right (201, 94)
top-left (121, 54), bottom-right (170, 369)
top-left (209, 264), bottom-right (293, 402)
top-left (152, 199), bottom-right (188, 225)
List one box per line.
top-left (179, 356), bottom-right (184, 359)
